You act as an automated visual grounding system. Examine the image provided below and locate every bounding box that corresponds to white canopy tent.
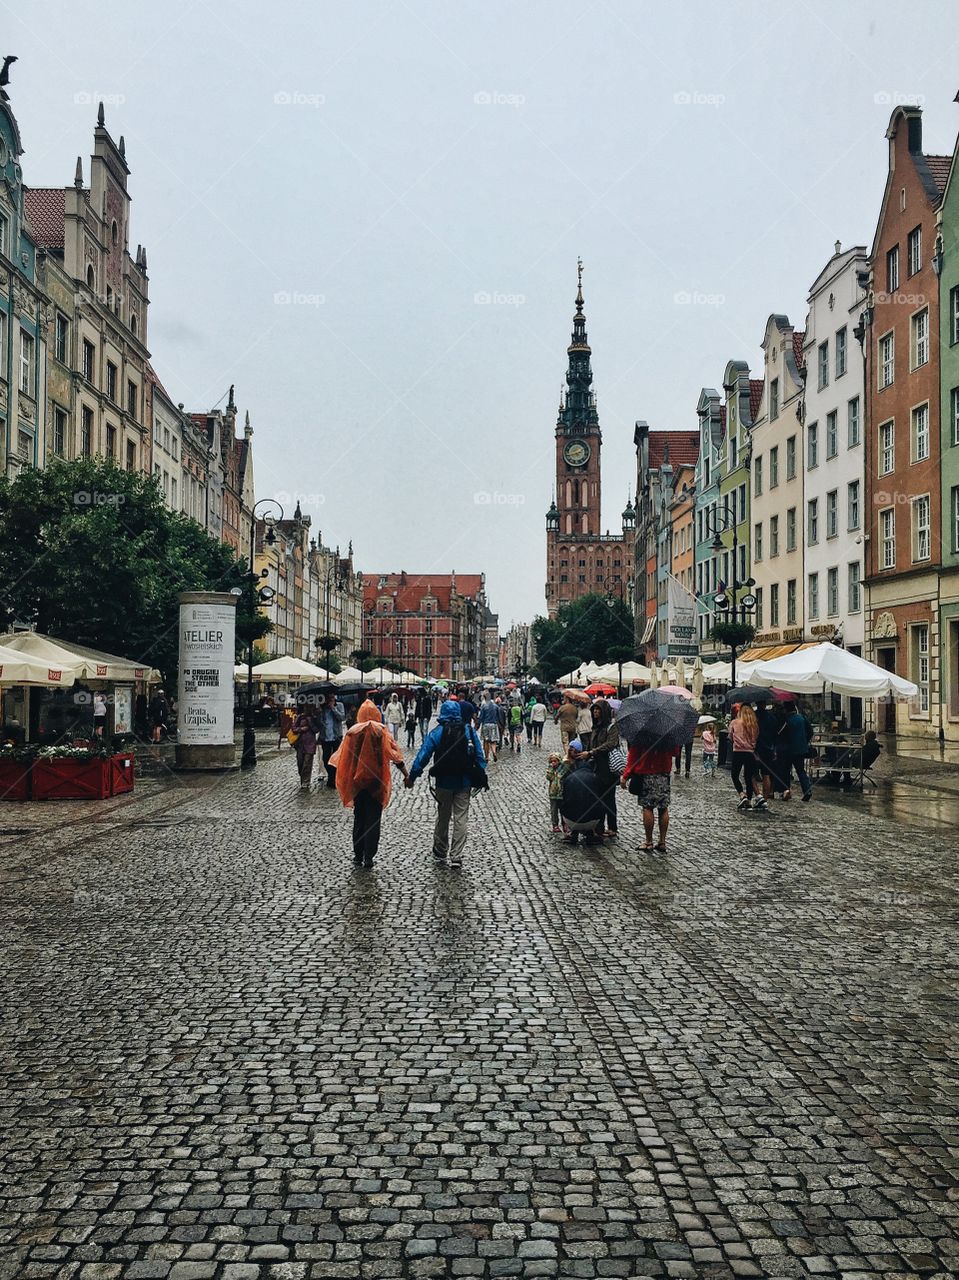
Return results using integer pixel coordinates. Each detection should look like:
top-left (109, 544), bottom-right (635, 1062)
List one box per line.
top-left (747, 642), bottom-right (918, 699)
top-left (0, 631), bottom-right (161, 682)
top-left (557, 661), bottom-right (603, 687)
top-left (362, 667), bottom-right (410, 686)
top-left (330, 665), bottom-right (367, 685)
top-left (0, 642), bottom-right (82, 687)
top-left (590, 660), bottom-right (651, 685)
top-left (234, 656), bottom-right (330, 683)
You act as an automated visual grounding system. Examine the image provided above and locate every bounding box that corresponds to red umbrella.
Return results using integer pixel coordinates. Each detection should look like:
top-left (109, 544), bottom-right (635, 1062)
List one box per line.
top-left (584, 681), bottom-right (616, 696)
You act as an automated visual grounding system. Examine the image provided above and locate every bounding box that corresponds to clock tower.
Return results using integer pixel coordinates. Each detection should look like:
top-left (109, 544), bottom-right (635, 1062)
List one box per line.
top-left (545, 262), bottom-right (633, 618)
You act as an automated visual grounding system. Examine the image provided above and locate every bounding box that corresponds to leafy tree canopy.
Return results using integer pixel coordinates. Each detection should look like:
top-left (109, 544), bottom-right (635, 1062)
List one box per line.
top-left (0, 458), bottom-right (259, 684)
top-left (531, 593), bottom-right (634, 683)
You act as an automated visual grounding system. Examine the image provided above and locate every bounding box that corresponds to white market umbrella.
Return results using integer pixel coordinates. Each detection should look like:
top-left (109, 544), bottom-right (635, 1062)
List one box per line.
top-left (691, 658), bottom-right (704, 699)
top-left (0, 642), bottom-right (82, 687)
top-left (748, 642), bottom-right (918, 699)
top-left (675, 656), bottom-right (687, 688)
top-left (0, 630), bottom-right (160, 682)
top-left (363, 666), bottom-right (403, 685)
top-left (649, 662), bottom-right (660, 689)
top-left (331, 665), bottom-right (365, 685)
top-left (251, 656), bottom-right (329, 682)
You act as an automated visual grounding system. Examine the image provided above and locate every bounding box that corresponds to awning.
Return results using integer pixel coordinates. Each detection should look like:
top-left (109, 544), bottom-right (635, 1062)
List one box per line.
top-left (0, 631), bottom-right (161, 682)
top-left (739, 641), bottom-right (819, 663)
top-left (640, 615), bottom-right (656, 645)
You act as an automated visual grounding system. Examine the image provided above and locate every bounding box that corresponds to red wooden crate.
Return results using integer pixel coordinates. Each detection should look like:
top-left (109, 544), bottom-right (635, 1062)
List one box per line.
top-left (109, 753), bottom-right (135, 795)
top-left (0, 759), bottom-right (31, 801)
top-left (32, 757), bottom-right (111, 800)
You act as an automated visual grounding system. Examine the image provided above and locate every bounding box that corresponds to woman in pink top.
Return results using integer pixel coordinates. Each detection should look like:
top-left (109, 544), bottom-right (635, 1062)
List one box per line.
top-left (701, 726), bottom-right (717, 775)
top-left (728, 704), bottom-right (767, 811)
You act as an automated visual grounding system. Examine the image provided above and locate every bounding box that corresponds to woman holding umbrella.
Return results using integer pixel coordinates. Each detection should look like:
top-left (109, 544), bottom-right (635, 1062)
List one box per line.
top-left (615, 688), bottom-right (699, 854)
top-left (577, 699), bottom-right (620, 838)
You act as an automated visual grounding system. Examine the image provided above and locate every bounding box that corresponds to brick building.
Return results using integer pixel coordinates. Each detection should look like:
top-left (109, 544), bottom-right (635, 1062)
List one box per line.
top-left (363, 572), bottom-right (488, 680)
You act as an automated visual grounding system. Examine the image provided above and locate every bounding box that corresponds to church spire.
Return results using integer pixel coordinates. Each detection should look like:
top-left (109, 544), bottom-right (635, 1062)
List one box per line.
top-left (558, 258), bottom-right (599, 437)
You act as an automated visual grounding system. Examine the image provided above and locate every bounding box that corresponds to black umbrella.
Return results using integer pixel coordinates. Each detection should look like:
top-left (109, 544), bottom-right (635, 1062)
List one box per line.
top-left (615, 689), bottom-right (698, 751)
top-left (724, 685), bottom-right (772, 707)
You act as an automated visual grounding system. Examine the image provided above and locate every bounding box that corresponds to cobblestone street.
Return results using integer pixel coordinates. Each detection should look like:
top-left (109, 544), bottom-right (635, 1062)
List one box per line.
top-left (2, 724), bottom-right (958, 1280)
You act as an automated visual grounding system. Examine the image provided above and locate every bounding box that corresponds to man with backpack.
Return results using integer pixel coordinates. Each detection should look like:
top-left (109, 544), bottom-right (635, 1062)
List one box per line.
top-left (406, 700), bottom-right (487, 867)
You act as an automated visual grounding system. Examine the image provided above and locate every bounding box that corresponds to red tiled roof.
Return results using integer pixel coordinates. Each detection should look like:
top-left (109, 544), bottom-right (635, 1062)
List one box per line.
top-left (23, 187), bottom-right (66, 249)
top-left (748, 379), bottom-right (763, 421)
top-left (648, 430), bottom-right (698, 470)
top-left (925, 154), bottom-right (952, 193)
top-left (791, 331), bottom-right (805, 371)
top-left (364, 573), bottom-right (485, 614)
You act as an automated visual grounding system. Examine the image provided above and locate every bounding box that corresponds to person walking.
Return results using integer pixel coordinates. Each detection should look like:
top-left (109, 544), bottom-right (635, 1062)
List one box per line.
top-left (729, 703), bottom-right (767, 810)
top-left (508, 701), bottom-right (523, 752)
top-left (291, 705), bottom-right (319, 787)
top-left (457, 689), bottom-right (477, 728)
top-left (329, 700), bottom-right (409, 868)
top-left (578, 699), bottom-right (620, 837)
top-left (93, 691), bottom-right (108, 737)
top-left (556, 694), bottom-right (580, 753)
top-left (384, 692), bottom-right (405, 742)
top-left (524, 694), bottom-right (537, 743)
top-left (406, 700), bottom-right (486, 868)
top-left (529, 696), bottom-right (547, 746)
top-left (149, 689), bottom-right (169, 744)
top-left (317, 690), bottom-right (347, 788)
top-left (477, 692), bottom-right (501, 763)
top-left (415, 686), bottom-right (432, 741)
top-left (673, 739), bottom-right (692, 778)
top-left (496, 697), bottom-right (507, 751)
top-left (405, 702), bottom-right (417, 748)
top-left (701, 725), bottom-right (717, 776)
top-left (778, 700), bottom-right (814, 801)
top-left (576, 699), bottom-right (594, 750)
top-left (621, 740), bottom-right (674, 853)
top-left (755, 699), bottom-right (783, 797)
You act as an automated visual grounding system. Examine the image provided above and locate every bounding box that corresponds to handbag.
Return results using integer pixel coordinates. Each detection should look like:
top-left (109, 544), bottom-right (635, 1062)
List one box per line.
top-left (286, 729), bottom-right (300, 746)
top-left (608, 745), bottom-right (627, 775)
top-left (466, 729), bottom-right (489, 792)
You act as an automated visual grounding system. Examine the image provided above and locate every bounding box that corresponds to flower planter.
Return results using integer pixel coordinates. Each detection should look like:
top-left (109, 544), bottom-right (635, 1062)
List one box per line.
top-left (0, 759), bottom-right (32, 801)
top-left (109, 753), bottom-right (135, 796)
top-left (32, 757), bottom-right (111, 800)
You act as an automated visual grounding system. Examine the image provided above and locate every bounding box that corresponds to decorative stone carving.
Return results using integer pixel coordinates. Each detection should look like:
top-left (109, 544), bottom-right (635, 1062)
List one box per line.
top-left (873, 611), bottom-right (897, 640)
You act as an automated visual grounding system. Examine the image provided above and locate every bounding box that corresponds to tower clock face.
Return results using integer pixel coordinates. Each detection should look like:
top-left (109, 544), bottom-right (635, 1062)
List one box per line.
top-left (563, 439), bottom-right (591, 467)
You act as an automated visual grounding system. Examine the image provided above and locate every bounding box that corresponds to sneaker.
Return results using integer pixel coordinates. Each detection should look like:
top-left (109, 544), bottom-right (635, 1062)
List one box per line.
top-left (363, 855), bottom-right (375, 868)
top-left (752, 797), bottom-right (768, 811)
top-left (737, 795), bottom-right (750, 811)
top-left (449, 853), bottom-right (463, 867)
top-left (352, 852), bottom-right (364, 865)
top-left (801, 791), bottom-right (812, 802)
top-left (432, 850), bottom-right (447, 861)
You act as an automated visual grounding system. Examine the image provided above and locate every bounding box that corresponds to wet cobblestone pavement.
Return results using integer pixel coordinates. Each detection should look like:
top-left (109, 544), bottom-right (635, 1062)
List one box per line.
top-left (2, 725), bottom-right (958, 1279)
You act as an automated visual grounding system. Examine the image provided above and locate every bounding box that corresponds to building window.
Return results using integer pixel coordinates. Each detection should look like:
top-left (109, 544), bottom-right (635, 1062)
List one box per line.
top-left (848, 561), bottom-right (861, 614)
top-left (19, 329), bottom-right (35, 393)
top-left (911, 402), bottom-right (929, 462)
top-left (770, 583), bottom-right (780, 626)
top-left (887, 245), bottom-right (899, 292)
top-left (787, 579), bottom-right (797, 625)
top-left (729, 435), bottom-right (738, 471)
top-left (106, 423), bottom-right (116, 458)
top-left (82, 338), bottom-right (95, 383)
top-left (807, 422), bottom-right (818, 469)
top-left (769, 445), bottom-right (779, 488)
top-left (0, 211), bottom-right (6, 257)
top-left (907, 225), bottom-right (922, 277)
top-left (55, 312), bottom-right (69, 363)
top-left (126, 440), bottom-right (136, 471)
top-left (753, 455), bottom-right (762, 496)
top-left (127, 380), bottom-right (138, 419)
top-left (807, 498), bottom-right (819, 545)
top-left (912, 623), bottom-right (930, 714)
top-left (879, 419), bottom-right (895, 475)
top-left (81, 405), bottom-right (93, 457)
top-left (835, 326), bottom-right (847, 377)
top-left (786, 507), bottom-right (797, 552)
top-left (879, 332), bottom-right (895, 388)
top-left (53, 405), bottom-right (67, 456)
top-left (107, 361), bottom-right (118, 402)
top-left (770, 378), bottom-right (779, 420)
top-left (848, 396), bottom-right (860, 447)
top-left (827, 567), bottom-right (839, 617)
top-left (912, 494), bottom-right (930, 561)
top-left (817, 342), bottom-right (829, 390)
top-left (826, 411), bottom-right (838, 459)
top-left (847, 479), bottom-right (860, 530)
top-left (911, 308), bottom-right (929, 369)
top-left (808, 572), bottom-right (819, 619)
top-left (770, 514), bottom-right (779, 558)
top-left (755, 586), bottom-right (763, 629)
top-left (880, 507), bottom-right (895, 569)
top-left (826, 490), bottom-right (838, 539)
top-left (786, 435), bottom-right (796, 480)
top-left (754, 522), bottom-right (763, 562)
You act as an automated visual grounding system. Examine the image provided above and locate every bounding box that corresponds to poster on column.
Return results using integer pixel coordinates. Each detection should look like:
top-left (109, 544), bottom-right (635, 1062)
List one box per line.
top-left (177, 599), bottom-right (236, 745)
top-left (666, 577), bottom-right (698, 656)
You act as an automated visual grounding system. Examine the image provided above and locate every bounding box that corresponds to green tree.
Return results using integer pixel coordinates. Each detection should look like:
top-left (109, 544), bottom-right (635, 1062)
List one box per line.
top-left (531, 593), bottom-right (634, 683)
top-left (0, 458), bottom-right (261, 684)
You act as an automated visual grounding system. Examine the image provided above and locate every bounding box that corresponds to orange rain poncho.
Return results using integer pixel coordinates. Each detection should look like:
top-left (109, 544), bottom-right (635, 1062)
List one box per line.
top-left (328, 700), bottom-right (406, 808)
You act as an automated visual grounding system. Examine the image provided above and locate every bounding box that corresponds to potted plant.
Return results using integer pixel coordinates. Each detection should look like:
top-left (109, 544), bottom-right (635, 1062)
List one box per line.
top-left (32, 742), bottom-right (113, 801)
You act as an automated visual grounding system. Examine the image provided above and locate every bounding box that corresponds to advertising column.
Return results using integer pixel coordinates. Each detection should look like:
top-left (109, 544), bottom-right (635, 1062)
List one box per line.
top-left (175, 591), bottom-right (238, 770)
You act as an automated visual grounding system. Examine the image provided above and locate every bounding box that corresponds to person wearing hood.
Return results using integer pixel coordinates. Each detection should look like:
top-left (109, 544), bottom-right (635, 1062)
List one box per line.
top-left (329, 700), bottom-right (409, 868)
top-left (405, 700), bottom-right (486, 867)
top-left (384, 692), bottom-right (405, 741)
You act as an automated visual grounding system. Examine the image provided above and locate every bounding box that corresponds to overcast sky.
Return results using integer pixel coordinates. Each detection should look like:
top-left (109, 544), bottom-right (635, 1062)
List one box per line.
top-left (9, 0), bottom-right (959, 628)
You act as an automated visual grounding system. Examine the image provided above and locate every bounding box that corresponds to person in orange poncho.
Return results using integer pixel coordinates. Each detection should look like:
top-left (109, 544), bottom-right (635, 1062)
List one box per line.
top-left (329, 698), bottom-right (409, 868)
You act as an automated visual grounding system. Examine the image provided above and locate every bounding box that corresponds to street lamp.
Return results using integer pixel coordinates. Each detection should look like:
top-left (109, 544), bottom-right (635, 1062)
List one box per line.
top-left (242, 497), bottom-right (284, 768)
top-left (319, 549), bottom-right (346, 671)
top-left (704, 501), bottom-right (755, 687)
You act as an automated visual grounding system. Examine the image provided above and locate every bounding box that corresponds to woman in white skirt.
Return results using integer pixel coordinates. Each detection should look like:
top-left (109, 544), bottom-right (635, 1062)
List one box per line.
top-left (477, 692), bottom-right (501, 763)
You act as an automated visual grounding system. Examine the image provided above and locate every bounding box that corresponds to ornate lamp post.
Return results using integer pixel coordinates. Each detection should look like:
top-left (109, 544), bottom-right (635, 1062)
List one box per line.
top-left (242, 498), bottom-right (283, 768)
